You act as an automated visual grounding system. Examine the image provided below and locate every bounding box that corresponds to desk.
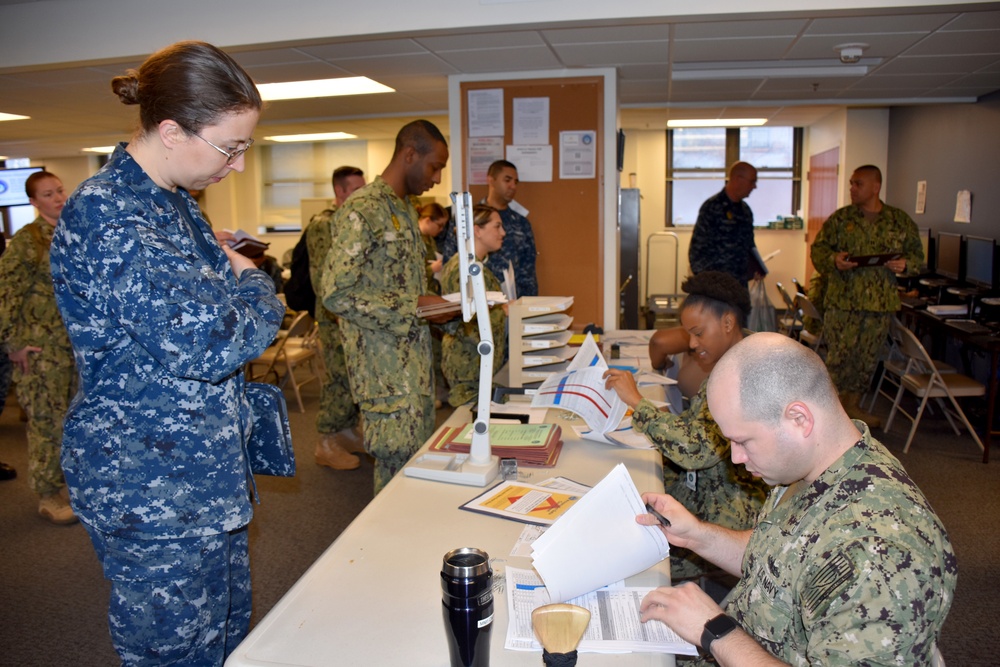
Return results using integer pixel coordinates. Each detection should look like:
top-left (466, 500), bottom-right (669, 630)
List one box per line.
top-left (900, 304), bottom-right (1000, 463)
top-left (226, 409), bottom-right (674, 666)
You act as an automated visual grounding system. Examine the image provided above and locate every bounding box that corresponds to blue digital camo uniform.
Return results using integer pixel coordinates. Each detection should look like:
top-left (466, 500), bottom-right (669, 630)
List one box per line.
top-left (322, 176), bottom-right (436, 494)
top-left (50, 144), bottom-right (284, 664)
top-left (688, 189), bottom-right (757, 286)
top-left (689, 425), bottom-right (957, 667)
top-left (436, 204), bottom-right (538, 298)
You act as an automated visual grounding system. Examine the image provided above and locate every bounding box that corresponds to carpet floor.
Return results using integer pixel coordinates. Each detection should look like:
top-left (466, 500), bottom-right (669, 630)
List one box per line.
top-left (1, 382), bottom-right (996, 665)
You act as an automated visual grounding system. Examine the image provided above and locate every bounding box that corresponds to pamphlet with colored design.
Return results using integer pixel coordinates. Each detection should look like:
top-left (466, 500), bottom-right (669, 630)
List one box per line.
top-left (459, 480), bottom-right (582, 525)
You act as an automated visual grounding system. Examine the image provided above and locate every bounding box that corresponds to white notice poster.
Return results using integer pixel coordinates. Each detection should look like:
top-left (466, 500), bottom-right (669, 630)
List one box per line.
top-left (468, 89), bottom-right (504, 138)
top-left (506, 145), bottom-right (553, 182)
top-left (513, 97), bottom-right (549, 145)
top-left (560, 130), bottom-right (596, 179)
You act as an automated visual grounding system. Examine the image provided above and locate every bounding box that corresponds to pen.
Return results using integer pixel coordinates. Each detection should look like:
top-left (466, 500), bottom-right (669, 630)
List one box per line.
top-left (645, 502), bottom-right (671, 528)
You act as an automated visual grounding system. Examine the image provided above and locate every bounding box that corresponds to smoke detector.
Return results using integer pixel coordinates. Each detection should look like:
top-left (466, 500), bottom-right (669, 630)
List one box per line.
top-left (835, 43), bottom-right (868, 64)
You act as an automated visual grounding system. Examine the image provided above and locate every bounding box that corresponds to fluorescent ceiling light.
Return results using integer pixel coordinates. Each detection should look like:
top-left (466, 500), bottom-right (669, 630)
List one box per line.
top-left (264, 132), bottom-right (358, 143)
top-left (672, 60), bottom-right (872, 81)
top-left (668, 119), bottom-right (767, 128)
top-left (257, 77), bottom-right (394, 101)
top-left (82, 146), bottom-right (115, 154)
top-left (0, 112), bottom-right (30, 122)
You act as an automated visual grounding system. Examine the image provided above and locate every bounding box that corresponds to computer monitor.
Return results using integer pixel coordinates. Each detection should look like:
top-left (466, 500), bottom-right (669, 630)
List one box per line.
top-left (964, 235), bottom-right (995, 290)
top-left (918, 227), bottom-right (932, 272)
top-left (936, 231), bottom-right (962, 281)
top-left (0, 166), bottom-right (44, 207)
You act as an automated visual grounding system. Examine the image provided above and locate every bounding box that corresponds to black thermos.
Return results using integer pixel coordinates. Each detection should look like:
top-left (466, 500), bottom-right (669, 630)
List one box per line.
top-left (441, 547), bottom-right (494, 667)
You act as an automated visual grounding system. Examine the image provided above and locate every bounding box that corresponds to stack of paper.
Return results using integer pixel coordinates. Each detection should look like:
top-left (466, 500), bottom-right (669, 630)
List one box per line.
top-left (504, 567), bottom-right (697, 656)
top-left (530, 334), bottom-right (630, 444)
top-left (427, 423), bottom-right (563, 467)
top-left (927, 303), bottom-right (969, 317)
top-left (531, 463), bottom-right (670, 603)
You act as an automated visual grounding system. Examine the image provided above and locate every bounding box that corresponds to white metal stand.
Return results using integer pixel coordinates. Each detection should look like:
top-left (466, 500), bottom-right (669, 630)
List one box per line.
top-left (404, 192), bottom-right (499, 486)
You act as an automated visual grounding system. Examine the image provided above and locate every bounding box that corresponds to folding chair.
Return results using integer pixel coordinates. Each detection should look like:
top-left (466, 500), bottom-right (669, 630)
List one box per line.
top-left (865, 318), bottom-right (954, 412)
top-left (774, 282), bottom-right (803, 339)
top-left (794, 293), bottom-right (825, 357)
top-left (246, 311), bottom-right (321, 412)
top-left (884, 323), bottom-right (985, 454)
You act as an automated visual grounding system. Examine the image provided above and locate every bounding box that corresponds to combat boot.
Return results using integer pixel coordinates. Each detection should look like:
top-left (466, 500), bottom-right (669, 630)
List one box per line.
top-left (38, 492), bottom-right (78, 525)
top-left (841, 392), bottom-right (882, 429)
top-left (315, 432), bottom-right (361, 470)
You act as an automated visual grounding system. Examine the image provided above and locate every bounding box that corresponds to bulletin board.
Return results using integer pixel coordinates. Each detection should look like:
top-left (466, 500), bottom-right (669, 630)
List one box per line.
top-left (458, 76), bottom-right (605, 328)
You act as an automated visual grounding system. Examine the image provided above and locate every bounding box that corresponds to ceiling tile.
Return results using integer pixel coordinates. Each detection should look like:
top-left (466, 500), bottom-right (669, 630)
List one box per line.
top-left (297, 39), bottom-right (428, 60)
top-left (244, 61), bottom-right (354, 84)
top-left (435, 45), bottom-right (559, 72)
top-left (672, 37), bottom-right (795, 62)
top-left (805, 13), bottom-right (954, 34)
top-left (417, 31), bottom-right (545, 50)
top-left (675, 19), bottom-right (807, 39)
top-left (875, 54), bottom-right (1000, 75)
top-left (787, 33), bottom-right (926, 59)
top-left (940, 10), bottom-right (1000, 31)
top-left (905, 29), bottom-right (1000, 57)
top-left (542, 24), bottom-right (671, 43)
top-left (551, 41), bottom-right (667, 67)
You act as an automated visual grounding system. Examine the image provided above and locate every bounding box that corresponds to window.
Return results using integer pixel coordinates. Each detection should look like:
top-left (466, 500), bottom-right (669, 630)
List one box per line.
top-left (666, 126), bottom-right (802, 226)
top-left (259, 141), bottom-right (370, 227)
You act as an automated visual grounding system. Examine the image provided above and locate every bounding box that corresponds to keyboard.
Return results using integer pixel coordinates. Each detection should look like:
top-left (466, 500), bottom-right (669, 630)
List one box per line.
top-left (946, 319), bottom-right (993, 335)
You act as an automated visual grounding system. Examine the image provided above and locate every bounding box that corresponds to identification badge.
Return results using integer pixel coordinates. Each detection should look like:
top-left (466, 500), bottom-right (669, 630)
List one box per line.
top-left (685, 470), bottom-right (697, 492)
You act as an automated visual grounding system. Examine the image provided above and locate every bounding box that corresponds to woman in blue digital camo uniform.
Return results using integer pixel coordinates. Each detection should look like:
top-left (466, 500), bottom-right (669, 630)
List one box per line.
top-left (49, 42), bottom-right (283, 666)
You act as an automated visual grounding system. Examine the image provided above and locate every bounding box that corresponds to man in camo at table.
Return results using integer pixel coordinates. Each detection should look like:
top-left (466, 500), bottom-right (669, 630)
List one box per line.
top-left (811, 164), bottom-right (923, 428)
top-left (322, 120), bottom-right (453, 494)
top-left (638, 333), bottom-right (956, 666)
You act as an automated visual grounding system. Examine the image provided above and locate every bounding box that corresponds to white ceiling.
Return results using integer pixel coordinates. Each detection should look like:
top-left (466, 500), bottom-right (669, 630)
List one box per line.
top-left (1, 4), bottom-right (999, 160)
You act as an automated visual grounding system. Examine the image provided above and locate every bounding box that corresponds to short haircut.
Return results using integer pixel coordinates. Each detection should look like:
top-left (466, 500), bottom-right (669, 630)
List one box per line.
top-left (25, 170), bottom-right (59, 199)
top-left (679, 271), bottom-right (752, 329)
top-left (712, 333), bottom-right (840, 426)
top-left (854, 164), bottom-right (883, 184)
top-left (111, 41), bottom-right (261, 136)
top-left (393, 119), bottom-right (447, 158)
top-left (488, 160), bottom-right (517, 179)
top-left (332, 166), bottom-right (364, 191)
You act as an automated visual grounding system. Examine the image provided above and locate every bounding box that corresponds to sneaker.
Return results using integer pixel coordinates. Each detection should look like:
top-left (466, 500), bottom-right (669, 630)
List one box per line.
top-left (38, 493), bottom-right (78, 525)
top-left (315, 434), bottom-right (361, 470)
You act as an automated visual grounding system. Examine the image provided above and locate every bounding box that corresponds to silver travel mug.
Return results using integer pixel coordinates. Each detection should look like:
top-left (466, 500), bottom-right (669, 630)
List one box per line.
top-left (441, 547), bottom-right (494, 667)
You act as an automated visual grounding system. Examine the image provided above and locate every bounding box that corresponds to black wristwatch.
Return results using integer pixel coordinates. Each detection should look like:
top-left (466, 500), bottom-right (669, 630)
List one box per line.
top-left (701, 613), bottom-right (738, 657)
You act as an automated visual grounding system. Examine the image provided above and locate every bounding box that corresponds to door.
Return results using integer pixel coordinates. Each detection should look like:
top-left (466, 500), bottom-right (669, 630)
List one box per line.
top-left (806, 147), bottom-right (840, 283)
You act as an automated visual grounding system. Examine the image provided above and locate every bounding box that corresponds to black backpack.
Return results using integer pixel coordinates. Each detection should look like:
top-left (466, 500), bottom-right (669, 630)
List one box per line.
top-left (283, 230), bottom-right (315, 316)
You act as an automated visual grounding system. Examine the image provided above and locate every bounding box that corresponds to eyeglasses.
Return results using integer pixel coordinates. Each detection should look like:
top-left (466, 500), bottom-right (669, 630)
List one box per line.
top-left (193, 133), bottom-right (254, 165)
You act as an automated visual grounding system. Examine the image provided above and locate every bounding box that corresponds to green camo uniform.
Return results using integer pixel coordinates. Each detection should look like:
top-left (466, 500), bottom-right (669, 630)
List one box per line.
top-left (0, 218), bottom-right (76, 496)
top-left (306, 206), bottom-right (358, 435)
top-left (322, 176), bottom-right (435, 493)
top-left (631, 372), bottom-right (768, 579)
top-left (811, 202), bottom-right (922, 394)
top-left (695, 424), bottom-right (956, 666)
top-left (438, 254), bottom-right (506, 406)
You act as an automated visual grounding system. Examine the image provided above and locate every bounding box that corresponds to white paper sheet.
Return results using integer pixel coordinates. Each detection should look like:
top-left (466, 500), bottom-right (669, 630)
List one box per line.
top-left (504, 567), bottom-right (697, 655)
top-left (530, 464), bottom-right (669, 603)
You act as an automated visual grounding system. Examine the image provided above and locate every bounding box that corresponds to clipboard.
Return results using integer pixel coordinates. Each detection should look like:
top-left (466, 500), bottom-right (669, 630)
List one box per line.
top-left (846, 252), bottom-right (902, 267)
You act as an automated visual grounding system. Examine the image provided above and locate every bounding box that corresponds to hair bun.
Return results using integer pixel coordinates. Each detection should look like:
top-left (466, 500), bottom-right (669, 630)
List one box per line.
top-left (111, 72), bottom-right (140, 105)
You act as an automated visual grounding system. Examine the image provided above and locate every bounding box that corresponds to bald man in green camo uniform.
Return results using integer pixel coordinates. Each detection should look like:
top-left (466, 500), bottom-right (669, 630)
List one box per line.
top-left (811, 165), bottom-right (923, 428)
top-left (639, 333), bottom-right (955, 666)
top-left (307, 166), bottom-right (366, 471)
top-left (0, 173), bottom-right (77, 524)
top-left (322, 120), bottom-right (452, 494)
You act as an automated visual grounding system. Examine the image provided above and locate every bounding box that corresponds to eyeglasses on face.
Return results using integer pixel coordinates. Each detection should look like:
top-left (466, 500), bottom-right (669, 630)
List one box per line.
top-left (193, 133), bottom-right (254, 165)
